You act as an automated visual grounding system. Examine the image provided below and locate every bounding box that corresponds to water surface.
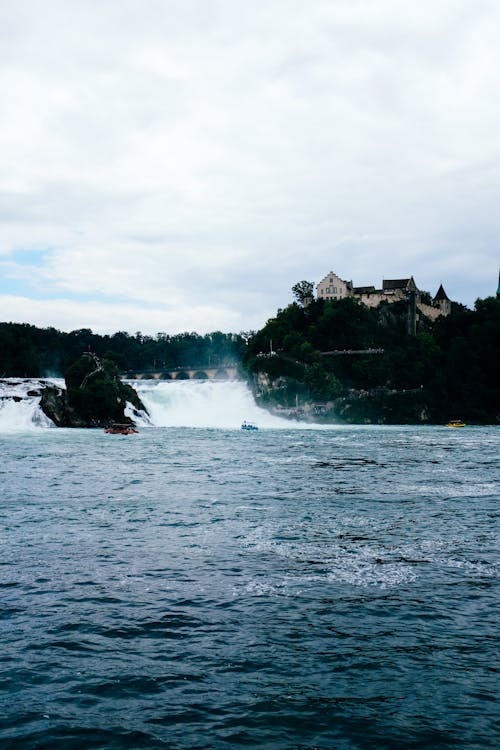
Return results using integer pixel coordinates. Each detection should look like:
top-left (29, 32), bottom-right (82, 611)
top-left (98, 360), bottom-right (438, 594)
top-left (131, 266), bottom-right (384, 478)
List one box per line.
top-left (1, 420), bottom-right (498, 749)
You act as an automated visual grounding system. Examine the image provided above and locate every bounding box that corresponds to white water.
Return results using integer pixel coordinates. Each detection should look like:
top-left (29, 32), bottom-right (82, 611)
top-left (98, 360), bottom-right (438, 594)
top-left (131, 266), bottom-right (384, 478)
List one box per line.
top-left (0, 378), bottom-right (319, 431)
top-left (0, 379), bottom-right (56, 431)
top-left (133, 379), bottom-right (294, 429)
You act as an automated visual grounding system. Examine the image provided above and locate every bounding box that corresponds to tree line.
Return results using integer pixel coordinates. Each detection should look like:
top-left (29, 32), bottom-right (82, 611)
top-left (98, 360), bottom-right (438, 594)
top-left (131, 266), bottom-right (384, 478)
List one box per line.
top-left (0, 324), bottom-right (247, 378)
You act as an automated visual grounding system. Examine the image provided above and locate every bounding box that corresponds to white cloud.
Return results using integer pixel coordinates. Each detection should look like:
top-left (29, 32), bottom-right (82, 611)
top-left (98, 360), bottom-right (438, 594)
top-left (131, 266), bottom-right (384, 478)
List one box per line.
top-left (0, 293), bottom-right (265, 336)
top-left (1, 0), bottom-right (499, 332)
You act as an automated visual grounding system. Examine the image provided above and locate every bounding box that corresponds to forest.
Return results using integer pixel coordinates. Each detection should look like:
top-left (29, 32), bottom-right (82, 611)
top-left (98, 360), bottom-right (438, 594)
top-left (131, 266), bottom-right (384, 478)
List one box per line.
top-left (0, 324), bottom-right (247, 378)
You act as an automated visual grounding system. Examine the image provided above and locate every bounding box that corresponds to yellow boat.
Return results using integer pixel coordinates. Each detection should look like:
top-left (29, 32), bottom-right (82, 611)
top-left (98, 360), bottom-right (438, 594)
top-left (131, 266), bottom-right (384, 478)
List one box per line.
top-left (445, 419), bottom-right (466, 428)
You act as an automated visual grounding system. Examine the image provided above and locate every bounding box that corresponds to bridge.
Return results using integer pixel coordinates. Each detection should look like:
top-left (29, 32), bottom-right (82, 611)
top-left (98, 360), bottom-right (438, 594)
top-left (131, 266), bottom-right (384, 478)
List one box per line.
top-left (121, 365), bottom-right (240, 381)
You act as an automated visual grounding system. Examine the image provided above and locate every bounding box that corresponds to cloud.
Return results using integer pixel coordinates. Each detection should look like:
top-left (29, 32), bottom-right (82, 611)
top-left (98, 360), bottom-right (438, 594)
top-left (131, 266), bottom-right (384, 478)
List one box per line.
top-left (0, 293), bottom-right (265, 336)
top-left (1, 0), bottom-right (499, 332)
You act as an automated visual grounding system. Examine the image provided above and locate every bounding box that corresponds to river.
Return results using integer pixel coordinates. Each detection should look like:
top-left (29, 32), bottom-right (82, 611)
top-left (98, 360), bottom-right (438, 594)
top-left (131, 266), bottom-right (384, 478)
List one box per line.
top-left (0, 380), bottom-right (498, 748)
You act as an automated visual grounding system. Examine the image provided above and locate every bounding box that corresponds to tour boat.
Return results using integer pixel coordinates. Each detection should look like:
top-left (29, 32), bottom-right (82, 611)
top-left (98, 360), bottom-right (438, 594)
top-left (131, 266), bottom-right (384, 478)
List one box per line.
top-left (445, 419), bottom-right (466, 428)
top-left (104, 423), bottom-right (139, 435)
top-left (241, 420), bottom-right (258, 431)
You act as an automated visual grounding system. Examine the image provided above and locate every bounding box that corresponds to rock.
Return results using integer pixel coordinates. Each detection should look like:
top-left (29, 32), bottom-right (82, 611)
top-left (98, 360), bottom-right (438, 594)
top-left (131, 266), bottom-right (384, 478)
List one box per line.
top-left (40, 385), bottom-right (85, 427)
top-left (39, 353), bottom-right (148, 428)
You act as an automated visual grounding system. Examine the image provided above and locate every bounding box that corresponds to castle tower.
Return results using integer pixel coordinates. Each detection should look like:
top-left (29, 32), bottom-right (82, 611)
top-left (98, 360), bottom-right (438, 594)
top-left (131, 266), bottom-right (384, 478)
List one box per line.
top-left (434, 284), bottom-right (451, 316)
top-left (407, 290), bottom-right (417, 335)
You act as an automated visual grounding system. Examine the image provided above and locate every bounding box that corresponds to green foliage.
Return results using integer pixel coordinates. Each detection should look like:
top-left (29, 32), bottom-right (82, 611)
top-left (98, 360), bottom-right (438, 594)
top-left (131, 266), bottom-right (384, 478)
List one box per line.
top-left (304, 363), bottom-right (343, 401)
top-left (61, 354), bottom-right (145, 426)
top-left (0, 324), bottom-right (244, 377)
top-left (292, 280), bottom-right (315, 306)
top-left (245, 295), bottom-right (500, 424)
top-left (64, 354), bottom-right (123, 424)
top-left (67, 378), bottom-right (122, 424)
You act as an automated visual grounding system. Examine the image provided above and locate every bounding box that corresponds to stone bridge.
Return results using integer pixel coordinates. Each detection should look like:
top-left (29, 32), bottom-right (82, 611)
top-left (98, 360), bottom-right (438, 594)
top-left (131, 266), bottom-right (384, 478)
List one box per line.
top-left (122, 365), bottom-right (240, 381)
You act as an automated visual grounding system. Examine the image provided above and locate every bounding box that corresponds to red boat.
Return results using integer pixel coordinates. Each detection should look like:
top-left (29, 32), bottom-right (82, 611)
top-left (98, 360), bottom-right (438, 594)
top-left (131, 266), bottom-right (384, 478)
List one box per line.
top-left (104, 423), bottom-right (138, 435)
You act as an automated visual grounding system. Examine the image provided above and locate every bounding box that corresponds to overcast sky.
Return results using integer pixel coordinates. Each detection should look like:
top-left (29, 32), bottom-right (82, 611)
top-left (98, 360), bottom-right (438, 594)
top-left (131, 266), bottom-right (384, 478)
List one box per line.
top-left (1, 0), bottom-right (499, 334)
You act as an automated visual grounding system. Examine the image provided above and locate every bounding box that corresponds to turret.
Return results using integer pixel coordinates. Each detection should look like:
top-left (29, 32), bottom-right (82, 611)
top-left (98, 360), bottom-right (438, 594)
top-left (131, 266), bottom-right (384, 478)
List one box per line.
top-left (434, 284), bottom-right (451, 316)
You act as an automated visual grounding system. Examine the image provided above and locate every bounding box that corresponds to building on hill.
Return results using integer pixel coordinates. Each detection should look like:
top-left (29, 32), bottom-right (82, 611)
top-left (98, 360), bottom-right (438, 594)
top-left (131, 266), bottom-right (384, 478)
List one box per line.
top-left (316, 271), bottom-right (353, 301)
top-left (315, 271), bottom-right (451, 319)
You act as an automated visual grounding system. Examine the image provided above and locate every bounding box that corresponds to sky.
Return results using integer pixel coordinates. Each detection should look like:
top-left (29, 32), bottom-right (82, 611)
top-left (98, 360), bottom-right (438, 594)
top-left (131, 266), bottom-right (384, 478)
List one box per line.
top-left (1, 0), bottom-right (499, 335)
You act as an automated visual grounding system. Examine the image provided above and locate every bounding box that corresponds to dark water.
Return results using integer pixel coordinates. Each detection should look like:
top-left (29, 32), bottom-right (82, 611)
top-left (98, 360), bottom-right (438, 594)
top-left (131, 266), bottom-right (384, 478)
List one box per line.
top-left (1, 426), bottom-right (498, 749)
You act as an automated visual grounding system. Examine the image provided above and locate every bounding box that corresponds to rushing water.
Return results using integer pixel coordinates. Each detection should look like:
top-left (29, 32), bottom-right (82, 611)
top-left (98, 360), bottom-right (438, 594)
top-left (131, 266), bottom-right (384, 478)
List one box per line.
top-left (0, 381), bottom-right (499, 749)
top-left (0, 379), bottom-right (56, 431)
top-left (132, 380), bottom-right (295, 429)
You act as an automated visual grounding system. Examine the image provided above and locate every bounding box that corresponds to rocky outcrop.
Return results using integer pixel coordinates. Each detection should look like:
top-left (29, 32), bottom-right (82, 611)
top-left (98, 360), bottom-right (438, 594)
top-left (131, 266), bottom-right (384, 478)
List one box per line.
top-left (329, 388), bottom-right (431, 425)
top-left (39, 385), bottom-right (87, 427)
top-left (252, 371), bottom-right (433, 425)
top-left (39, 353), bottom-right (148, 428)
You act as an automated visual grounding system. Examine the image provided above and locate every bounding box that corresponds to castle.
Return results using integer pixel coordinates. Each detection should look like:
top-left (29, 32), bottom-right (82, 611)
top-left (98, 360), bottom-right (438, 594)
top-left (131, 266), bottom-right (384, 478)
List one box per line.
top-left (316, 272), bottom-right (451, 321)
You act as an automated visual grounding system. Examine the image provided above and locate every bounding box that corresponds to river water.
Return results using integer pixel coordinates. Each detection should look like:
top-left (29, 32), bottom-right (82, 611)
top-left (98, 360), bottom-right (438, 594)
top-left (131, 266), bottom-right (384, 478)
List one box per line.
top-left (0, 381), bottom-right (499, 749)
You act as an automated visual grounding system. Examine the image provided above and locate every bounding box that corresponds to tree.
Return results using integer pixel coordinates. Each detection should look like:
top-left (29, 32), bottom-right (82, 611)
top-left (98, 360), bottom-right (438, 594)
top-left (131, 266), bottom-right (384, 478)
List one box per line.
top-left (292, 280), bottom-right (315, 306)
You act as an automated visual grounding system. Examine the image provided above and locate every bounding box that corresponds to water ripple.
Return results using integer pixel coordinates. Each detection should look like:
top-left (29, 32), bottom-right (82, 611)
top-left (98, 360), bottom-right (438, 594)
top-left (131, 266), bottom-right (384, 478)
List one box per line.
top-left (0, 424), bottom-right (498, 749)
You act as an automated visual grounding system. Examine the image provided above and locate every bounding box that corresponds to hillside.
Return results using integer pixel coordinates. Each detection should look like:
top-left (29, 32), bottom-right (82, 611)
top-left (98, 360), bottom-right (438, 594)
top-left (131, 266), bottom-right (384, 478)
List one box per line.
top-left (244, 295), bottom-right (500, 425)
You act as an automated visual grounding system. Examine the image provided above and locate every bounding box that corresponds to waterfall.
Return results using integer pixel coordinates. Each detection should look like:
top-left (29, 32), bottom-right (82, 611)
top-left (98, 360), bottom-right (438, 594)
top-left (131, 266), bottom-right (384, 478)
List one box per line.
top-left (0, 380), bottom-right (56, 431)
top-left (0, 378), bottom-right (312, 431)
top-left (131, 379), bottom-right (292, 429)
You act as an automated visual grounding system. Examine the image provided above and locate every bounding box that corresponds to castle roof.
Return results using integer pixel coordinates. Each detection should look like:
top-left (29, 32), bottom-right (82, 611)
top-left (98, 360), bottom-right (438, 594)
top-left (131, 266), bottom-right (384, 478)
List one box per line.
top-left (353, 286), bottom-right (376, 294)
top-left (383, 277), bottom-right (417, 292)
top-left (383, 279), bottom-right (407, 289)
top-left (434, 283), bottom-right (449, 301)
top-left (317, 270), bottom-right (346, 284)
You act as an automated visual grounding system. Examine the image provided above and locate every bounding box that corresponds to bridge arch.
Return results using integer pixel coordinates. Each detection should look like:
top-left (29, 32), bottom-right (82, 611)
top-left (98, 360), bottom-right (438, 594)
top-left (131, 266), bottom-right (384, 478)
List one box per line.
top-left (121, 364), bottom-right (241, 381)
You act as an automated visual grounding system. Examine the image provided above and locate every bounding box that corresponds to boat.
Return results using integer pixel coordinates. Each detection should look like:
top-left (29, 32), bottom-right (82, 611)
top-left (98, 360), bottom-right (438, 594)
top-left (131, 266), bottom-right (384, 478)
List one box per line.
top-left (104, 423), bottom-right (139, 435)
top-left (241, 420), bottom-right (258, 431)
top-left (445, 419), bottom-right (466, 428)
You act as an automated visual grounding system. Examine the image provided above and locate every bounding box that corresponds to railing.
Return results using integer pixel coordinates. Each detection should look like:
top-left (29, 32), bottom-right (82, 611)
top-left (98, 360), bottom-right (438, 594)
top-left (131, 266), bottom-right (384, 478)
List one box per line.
top-left (320, 348), bottom-right (385, 356)
top-left (122, 362), bottom-right (239, 375)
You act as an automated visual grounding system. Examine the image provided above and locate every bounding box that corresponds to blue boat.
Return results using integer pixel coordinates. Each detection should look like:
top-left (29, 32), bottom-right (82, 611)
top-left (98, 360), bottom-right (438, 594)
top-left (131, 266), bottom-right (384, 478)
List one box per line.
top-left (241, 420), bottom-right (258, 431)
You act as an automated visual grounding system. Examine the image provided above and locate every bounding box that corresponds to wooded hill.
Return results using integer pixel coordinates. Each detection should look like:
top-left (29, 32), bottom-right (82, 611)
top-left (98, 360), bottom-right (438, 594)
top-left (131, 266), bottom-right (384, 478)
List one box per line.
top-left (243, 295), bottom-right (500, 424)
